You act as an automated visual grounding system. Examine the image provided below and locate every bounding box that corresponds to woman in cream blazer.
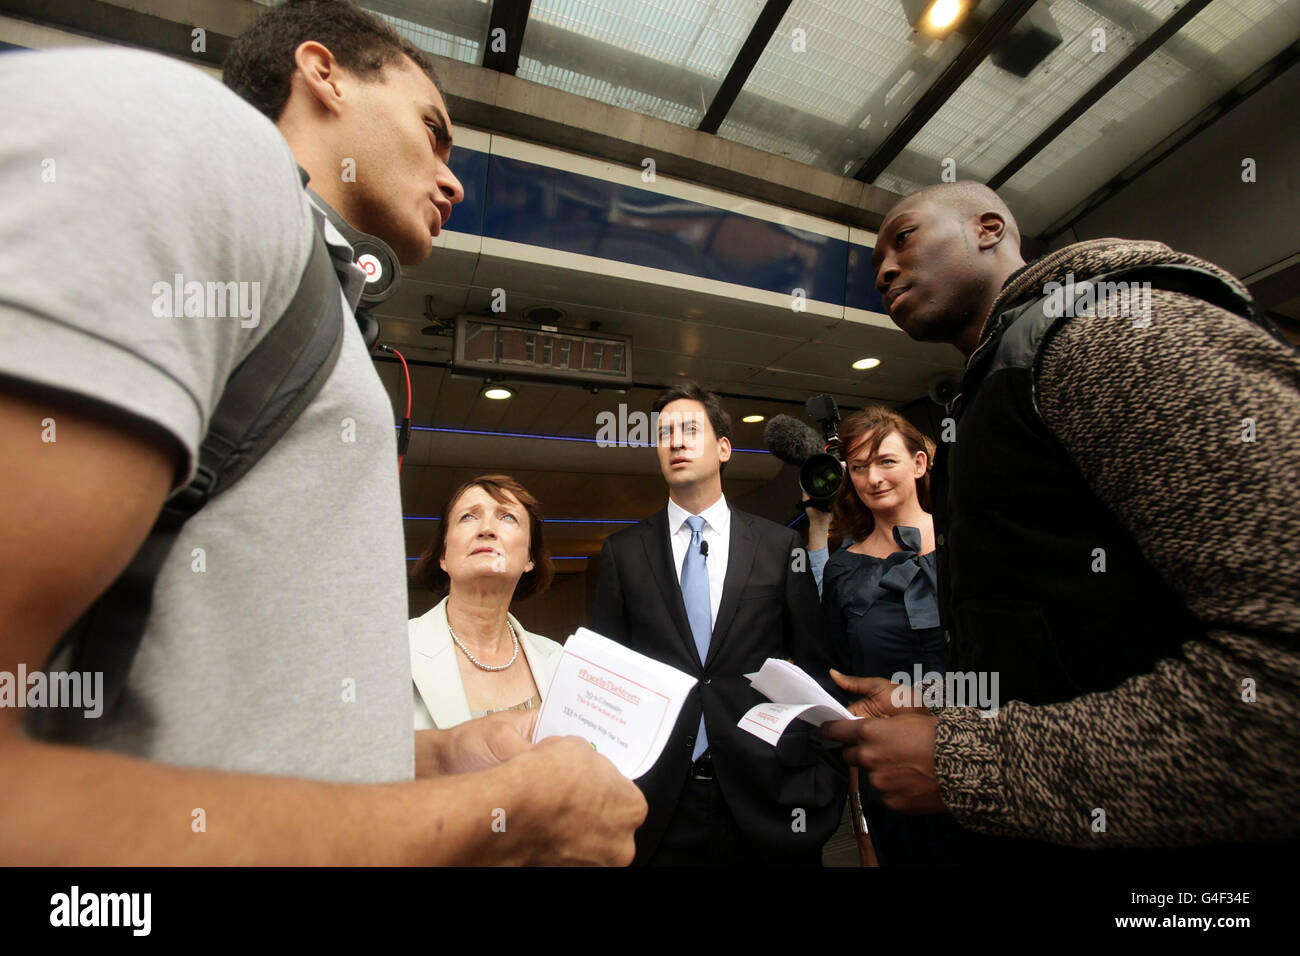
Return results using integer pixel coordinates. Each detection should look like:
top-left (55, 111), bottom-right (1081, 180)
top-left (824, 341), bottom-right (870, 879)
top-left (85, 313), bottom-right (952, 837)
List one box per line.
top-left (410, 595), bottom-right (563, 729)
top-left (408, 475), bottom-right (563, 729)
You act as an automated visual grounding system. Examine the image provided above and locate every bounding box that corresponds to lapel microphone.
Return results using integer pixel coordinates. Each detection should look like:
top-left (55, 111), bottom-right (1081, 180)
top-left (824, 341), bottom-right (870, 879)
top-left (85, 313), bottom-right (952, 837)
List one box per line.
top-left (700, 540), bottom-right (709, 558)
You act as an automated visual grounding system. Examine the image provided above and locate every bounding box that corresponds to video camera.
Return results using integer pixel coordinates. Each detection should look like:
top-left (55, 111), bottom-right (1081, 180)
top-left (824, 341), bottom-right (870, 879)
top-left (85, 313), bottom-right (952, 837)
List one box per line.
top-left (799, 394), bottom-right (843, 513)
top-left (762, 393), bottom-right (846, 513)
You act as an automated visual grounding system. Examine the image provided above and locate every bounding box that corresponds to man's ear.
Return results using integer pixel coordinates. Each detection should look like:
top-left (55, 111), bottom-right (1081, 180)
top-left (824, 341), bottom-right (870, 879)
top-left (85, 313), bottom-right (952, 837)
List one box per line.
top-left (291, 41), bottom-right (346, 118)
top-left (975, 212), bottom-right (1007, 251)
top-left (718, 437), bottom-right (732, 464)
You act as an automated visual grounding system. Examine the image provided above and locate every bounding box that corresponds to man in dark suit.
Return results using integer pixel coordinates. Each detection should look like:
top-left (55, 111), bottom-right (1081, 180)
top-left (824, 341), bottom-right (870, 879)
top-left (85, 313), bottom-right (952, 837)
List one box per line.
top-left (591, 382), bottom-right (848, 865)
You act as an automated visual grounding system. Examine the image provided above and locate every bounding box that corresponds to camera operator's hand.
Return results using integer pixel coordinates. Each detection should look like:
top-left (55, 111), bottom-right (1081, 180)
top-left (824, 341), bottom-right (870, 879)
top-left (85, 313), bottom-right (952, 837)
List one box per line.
top-left (830, 670), bottom-right (925, 718)
top-left (507, 736), bottom-right (646, 865)
top-left (802, 491), bottom-right (831, 552)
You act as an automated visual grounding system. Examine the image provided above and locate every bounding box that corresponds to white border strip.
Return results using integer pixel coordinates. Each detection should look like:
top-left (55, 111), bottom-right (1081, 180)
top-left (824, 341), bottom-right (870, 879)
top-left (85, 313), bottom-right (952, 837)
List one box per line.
top-left (449, 125), bottom-right (492, 154)
top-left (842, 306), bottom-right (898, 330)
top-left (431, 229), bottom-right (481, 254)
top-left (848, 225), bottom-right (880, 248)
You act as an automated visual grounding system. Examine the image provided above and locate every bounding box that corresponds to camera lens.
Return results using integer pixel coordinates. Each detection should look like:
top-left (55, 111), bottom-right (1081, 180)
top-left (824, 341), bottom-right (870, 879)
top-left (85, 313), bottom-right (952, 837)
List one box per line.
top-left (800, 453), bottom-right (843, 501)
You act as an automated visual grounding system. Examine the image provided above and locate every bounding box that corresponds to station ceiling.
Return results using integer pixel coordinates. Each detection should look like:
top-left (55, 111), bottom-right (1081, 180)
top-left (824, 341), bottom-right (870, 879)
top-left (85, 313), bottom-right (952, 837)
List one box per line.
top-left (349, 0), bottom-right (1300, 239)
top-left (5, 1), bottom-right (1296, 579)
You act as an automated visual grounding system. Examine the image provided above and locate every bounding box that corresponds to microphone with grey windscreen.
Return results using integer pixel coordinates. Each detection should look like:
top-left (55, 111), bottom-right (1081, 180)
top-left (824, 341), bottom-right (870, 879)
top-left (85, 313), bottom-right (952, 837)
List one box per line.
top-left (764, 414), bottom-right (824, 466)
top-left (766, 413), bottom-right (842, 513)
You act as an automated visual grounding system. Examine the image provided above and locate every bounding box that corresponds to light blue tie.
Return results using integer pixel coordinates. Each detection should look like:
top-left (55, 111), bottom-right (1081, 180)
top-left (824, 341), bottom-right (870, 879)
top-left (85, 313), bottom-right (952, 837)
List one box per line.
top-left (681, 515), bottom-right (711, 759)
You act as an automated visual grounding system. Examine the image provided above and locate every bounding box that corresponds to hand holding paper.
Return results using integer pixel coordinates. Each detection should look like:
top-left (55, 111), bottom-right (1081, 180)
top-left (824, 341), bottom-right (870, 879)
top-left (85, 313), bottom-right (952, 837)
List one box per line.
top-left (531, 627), bottom-right (696, 779)
top-left (831, 669), bottom-right (925, 717)
top-left (737, 658), bottom-right (853, 745)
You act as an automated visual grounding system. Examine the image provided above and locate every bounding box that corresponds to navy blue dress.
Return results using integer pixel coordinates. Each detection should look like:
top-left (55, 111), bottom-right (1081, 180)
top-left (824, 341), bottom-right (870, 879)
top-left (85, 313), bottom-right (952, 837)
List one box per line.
top-left (821, 525), bottom-right (962, 866)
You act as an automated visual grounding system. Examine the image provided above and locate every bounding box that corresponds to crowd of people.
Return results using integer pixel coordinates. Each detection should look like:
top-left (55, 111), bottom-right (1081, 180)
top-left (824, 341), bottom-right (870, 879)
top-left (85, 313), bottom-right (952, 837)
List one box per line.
top-left (0, 0), bottom-right (1295, 866)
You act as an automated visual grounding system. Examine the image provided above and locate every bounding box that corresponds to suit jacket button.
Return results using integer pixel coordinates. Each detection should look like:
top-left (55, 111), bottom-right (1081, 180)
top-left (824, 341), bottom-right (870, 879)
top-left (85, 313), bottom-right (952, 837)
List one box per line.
top-left (944, 630), bottom-right (952, 644)
top-left (702, 676), bottom-right (712, 685)
top-left (936, 533), bottom-right (946, 546)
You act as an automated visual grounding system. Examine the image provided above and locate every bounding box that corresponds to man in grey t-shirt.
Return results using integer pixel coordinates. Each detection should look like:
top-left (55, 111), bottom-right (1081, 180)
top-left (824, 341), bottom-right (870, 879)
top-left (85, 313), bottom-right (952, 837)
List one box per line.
top-left (0, 0), bottom-right (643, 865)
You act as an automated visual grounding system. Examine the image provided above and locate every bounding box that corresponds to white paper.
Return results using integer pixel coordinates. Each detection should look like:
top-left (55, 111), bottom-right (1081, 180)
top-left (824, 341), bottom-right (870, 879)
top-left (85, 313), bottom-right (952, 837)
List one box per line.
top-left (531, 627), bottom-right (697, 779)
top-left (737, 658), bottom-right (853, 746)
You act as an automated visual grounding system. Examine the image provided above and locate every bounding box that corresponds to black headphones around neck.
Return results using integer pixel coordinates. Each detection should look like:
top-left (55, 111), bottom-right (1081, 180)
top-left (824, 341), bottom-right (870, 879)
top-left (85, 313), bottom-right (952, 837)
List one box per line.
top-left (300, 172), bottom-right (401, 353)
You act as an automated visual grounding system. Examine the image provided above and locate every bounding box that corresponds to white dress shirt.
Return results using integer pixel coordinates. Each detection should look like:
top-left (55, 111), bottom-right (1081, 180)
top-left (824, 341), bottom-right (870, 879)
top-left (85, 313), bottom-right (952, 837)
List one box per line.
top-left (666, 494), bottom-right (730, 629)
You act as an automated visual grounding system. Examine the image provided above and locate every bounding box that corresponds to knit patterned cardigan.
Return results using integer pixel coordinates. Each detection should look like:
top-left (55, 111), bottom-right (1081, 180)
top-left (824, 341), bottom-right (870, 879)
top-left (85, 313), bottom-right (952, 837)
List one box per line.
top-left (933, 237), bottom-right (1300, 848)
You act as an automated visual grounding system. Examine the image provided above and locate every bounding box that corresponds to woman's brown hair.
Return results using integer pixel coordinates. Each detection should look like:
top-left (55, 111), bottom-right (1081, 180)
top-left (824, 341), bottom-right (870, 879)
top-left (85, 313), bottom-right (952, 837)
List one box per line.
top-left (411, 475), bottom-right (554, 600)
top-left (832, 407), bottom-right (937, 542)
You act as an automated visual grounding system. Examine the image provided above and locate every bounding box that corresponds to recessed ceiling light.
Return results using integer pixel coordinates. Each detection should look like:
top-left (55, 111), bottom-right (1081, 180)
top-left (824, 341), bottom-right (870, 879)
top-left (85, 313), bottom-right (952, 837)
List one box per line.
top-left (925, 0), bottom-right (965, 32)
top-left (482, 385), bottom-right (514, 400)
top-left (742, 414), bottom-right (765, 424)
top-left (852, 357), bottom-right (882, 370)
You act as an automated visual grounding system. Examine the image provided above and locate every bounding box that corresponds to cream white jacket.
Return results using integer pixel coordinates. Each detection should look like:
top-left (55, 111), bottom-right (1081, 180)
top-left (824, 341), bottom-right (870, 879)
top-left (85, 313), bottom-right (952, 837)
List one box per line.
top-left (409, 596), bottom-right (564, 729)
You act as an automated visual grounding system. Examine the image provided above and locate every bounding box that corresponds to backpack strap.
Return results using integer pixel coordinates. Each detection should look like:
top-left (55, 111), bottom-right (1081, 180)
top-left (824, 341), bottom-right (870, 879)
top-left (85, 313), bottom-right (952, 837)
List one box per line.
top-left (987, 259), bottom-right (1292, 380)
top-left (1100, 262), bottom-right (1295, 350)
top-left (1058, 261), bottom-right (1294, 349)
top-left (33, 218), bottom-right (346, 740)
top-left (181, 218), bottom-right (346, 510)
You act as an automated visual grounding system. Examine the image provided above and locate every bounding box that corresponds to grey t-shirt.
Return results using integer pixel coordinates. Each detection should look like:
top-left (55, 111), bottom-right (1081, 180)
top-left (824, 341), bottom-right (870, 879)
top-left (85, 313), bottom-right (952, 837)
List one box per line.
top-left (0, 47), bottom-right (414, 782)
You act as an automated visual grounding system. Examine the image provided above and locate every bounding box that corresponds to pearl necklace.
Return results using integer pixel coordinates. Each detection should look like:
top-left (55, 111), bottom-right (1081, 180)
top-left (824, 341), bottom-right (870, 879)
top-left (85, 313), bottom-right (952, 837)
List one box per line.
top-left (447, 607), bottom-right (519, 671)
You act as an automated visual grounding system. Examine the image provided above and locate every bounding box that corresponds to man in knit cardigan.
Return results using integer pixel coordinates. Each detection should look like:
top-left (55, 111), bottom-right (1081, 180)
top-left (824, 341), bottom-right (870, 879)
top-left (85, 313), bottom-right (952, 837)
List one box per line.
top-left (823, 181), bottom-right (1299, 862)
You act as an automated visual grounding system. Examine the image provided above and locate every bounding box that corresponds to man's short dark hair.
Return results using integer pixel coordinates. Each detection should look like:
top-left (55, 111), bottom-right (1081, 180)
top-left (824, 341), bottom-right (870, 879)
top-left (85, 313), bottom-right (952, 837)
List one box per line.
top-left (223, 0), bottom-right (441, 122)
top-left (652, 382), bottom-right (733, 473)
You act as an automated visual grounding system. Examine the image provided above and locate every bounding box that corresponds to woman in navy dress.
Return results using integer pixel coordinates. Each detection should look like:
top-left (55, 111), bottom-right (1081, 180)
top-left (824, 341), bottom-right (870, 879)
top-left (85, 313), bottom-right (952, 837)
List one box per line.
top-left (807, 406), bottom-right (961, 866)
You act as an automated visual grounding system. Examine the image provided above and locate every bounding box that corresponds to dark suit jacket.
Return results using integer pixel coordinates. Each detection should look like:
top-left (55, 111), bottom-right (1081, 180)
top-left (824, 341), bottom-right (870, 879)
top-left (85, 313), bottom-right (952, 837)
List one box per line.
top-left (590, 505), bottom-right (849, 864)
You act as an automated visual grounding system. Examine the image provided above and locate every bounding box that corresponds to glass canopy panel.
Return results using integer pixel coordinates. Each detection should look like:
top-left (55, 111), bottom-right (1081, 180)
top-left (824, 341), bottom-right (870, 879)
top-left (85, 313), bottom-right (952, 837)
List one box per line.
top-left (876, 0), bottom-right (1185, 196)
top-left (357, 0), bottom-right (491, 65)
top-left (1002, 0), bottom-right (1300, 235)
top-left (516, 0), bottom-right (766, 127)
top-left (716, 0), bottom-right (1008, 175)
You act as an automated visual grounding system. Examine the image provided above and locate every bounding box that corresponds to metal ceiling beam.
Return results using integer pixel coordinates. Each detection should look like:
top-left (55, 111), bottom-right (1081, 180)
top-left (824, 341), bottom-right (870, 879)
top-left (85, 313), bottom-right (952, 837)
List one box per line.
top-left (1073, 0), bottom-right (1231, 85)
top-left (0, 0), bottom-right (905, 229)
top-left (480, 0), bottom-right (531, 75)
top-left (1039, 38), bottom-right (1300, 241)
top-left (853, 0), bottom-right (1039, 183)
top-left (698, 0), bottom-right (792, 135)
top-left (987, 0), bottom-right (1214, 190)
top-left (370, 0), bottom-right (924, 185)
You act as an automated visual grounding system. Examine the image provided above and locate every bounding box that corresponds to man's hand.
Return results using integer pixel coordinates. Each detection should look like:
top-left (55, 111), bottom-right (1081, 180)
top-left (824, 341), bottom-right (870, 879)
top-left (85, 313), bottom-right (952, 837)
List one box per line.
top-left (821, 714), bottom-right (947, 815)
top-left (416, 710), bottom-right (536, 777)
top-left (509, 736), bottom-right (647, 866)
top-left (830, 670), bottom-right (924, 717)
